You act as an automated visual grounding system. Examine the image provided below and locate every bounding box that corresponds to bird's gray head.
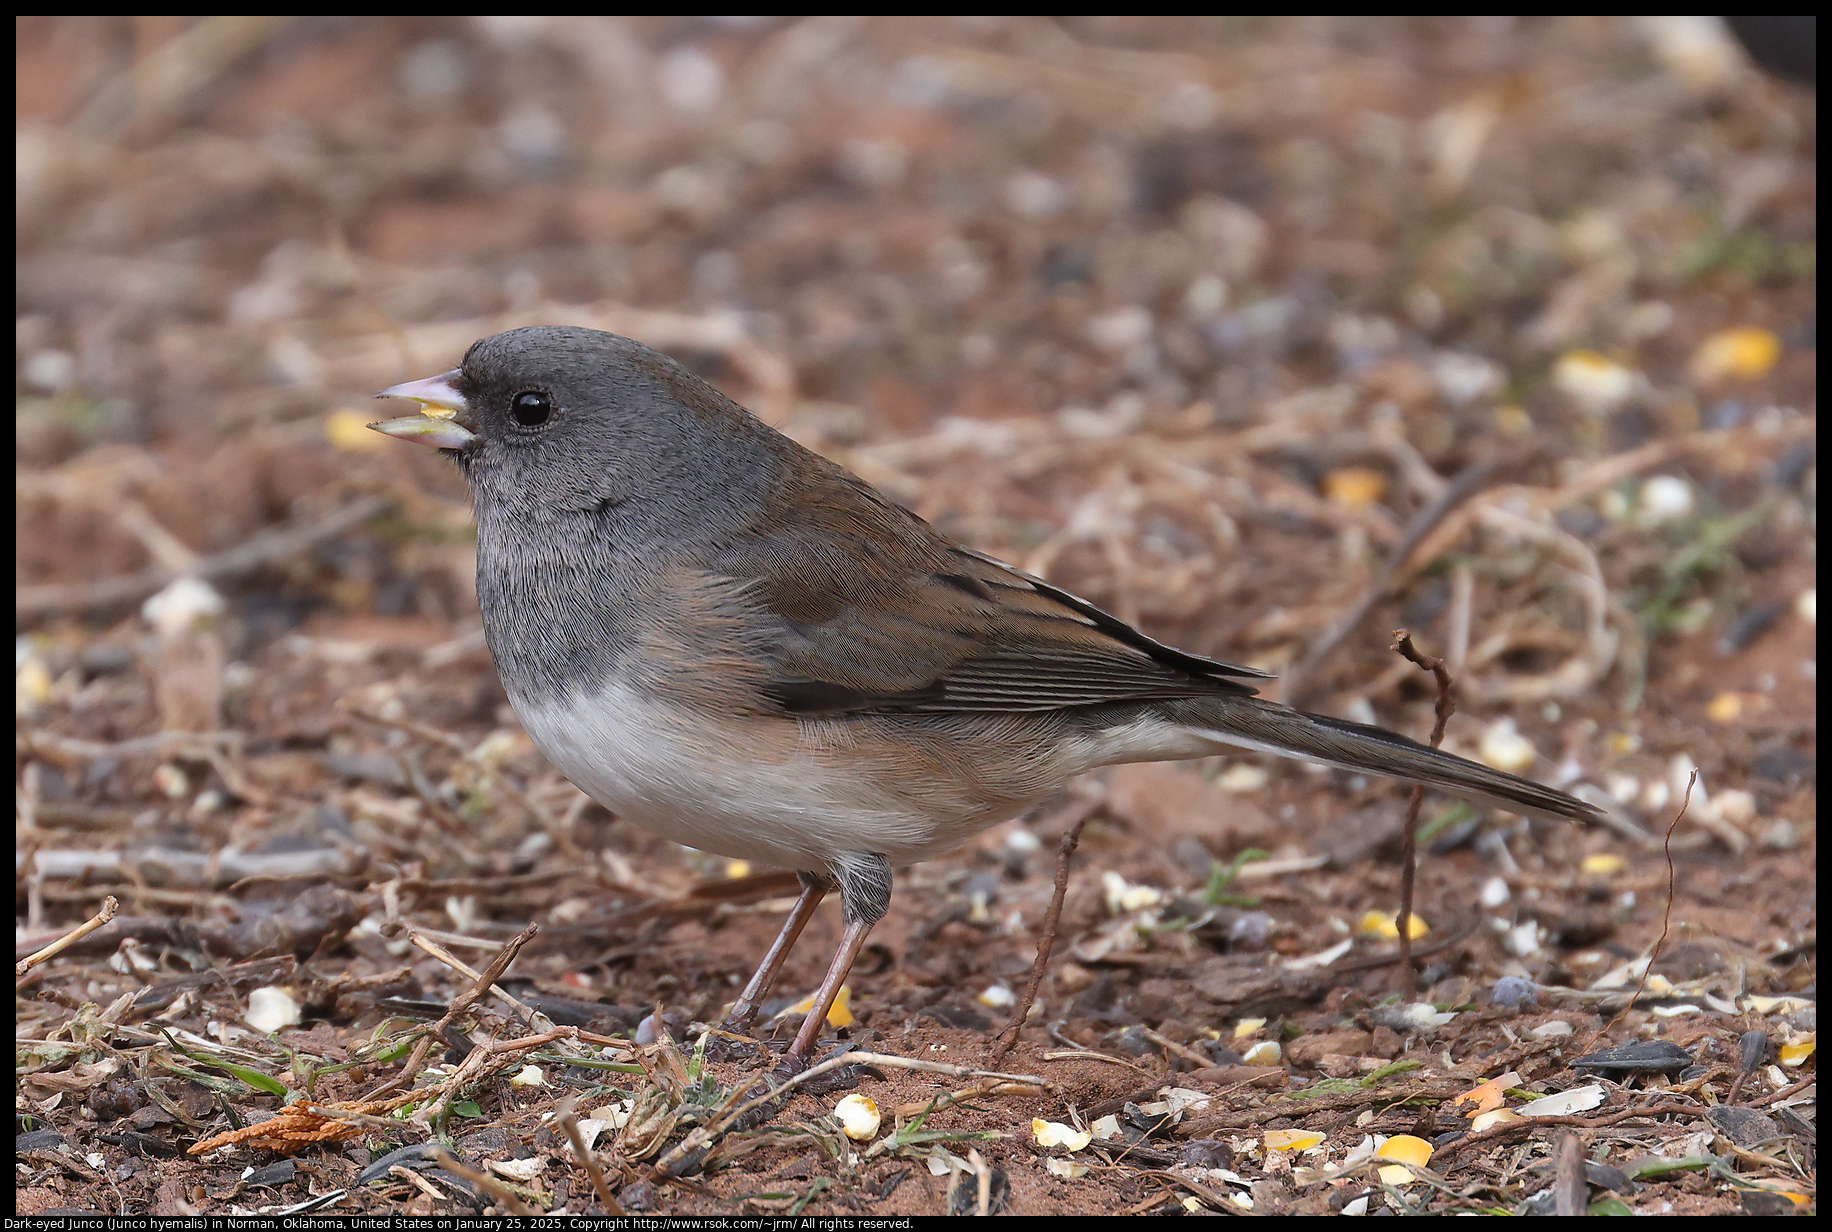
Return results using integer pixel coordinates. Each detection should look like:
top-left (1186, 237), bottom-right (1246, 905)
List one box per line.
top-left (371, 325), bottom-right (776, 529)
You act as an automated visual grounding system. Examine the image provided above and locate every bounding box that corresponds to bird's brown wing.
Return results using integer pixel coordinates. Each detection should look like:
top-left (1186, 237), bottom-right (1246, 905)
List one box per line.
top-left (705, 464), bottom-right (1268, 716)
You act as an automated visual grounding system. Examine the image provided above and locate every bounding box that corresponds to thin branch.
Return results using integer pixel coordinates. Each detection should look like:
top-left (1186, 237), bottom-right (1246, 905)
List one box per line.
top-left (991, 812), bottom-right (1091, 1065)
top-left (1389, 629), bottom-right (1456, 996)
top-left (1284, 457), bottom-right (1505, 705)
top-left (15, 895), bottom-right (118, 979)
top-left (407, 923), bottom-right (551, 1036)
top-left (362, 921), bottom-right (542, 1105)
top-left (1583, 773), bottom-right (1692, 1054)
top-left (653, 1051), bottom-right (1048, 1180)
top-left (424, 1147), bottom-right (539, 1216)
top-left (17, 495), bottom-right (390, 618)
top-left (556, 1094), bottom-right (626, 1215)
top-left (348, 705), bottom-right (591, 864)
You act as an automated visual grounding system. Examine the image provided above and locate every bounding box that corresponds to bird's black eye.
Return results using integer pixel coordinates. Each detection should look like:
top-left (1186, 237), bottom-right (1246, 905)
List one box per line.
top-left (510, 390), bottom-right (553, 427)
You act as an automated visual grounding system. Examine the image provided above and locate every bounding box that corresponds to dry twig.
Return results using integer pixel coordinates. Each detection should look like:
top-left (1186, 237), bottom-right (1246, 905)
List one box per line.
top-left (15, 895), bottom-right (118, 979)
top-left (991, 811), bottom-right (1092, 1064)
top-left (17, 495), bottom-right (389, 618)
top-left (425, 1147), bottom-right (539, 1216)
top-left (1390, 629), bottom-right (1456, 995)
top-left (556, 1094), bottom-right (627, 1215)
top-left (654, 1051), bottom-right (1048, 1180)
top-left (187, 1099), bottom-right (376, 1156)
top-left (1285, 458), bottom-right (1505, 704)
top-left (1583, 773), bottom-right (1692, 1054)
top-left (1433, 1099), bottom-right (1721, 1165)
top-left (363, 921), bottom-right (541, 1105)
top-left (348, 705), bottom-right (590, 864)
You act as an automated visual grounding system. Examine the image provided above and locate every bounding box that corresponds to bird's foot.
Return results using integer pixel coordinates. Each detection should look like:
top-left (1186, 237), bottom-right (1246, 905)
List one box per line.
top-left (716, 1044), bottom-right (876, 1137)
top-left (770, 1041), bottom-right (877, 1095)
top-left (699, 1026), bottom-right (769, 1064)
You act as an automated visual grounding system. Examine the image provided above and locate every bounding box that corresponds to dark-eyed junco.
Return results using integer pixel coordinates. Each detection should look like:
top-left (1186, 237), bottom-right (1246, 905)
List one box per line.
top-left (372, 325), bottom-right (1601, 1068)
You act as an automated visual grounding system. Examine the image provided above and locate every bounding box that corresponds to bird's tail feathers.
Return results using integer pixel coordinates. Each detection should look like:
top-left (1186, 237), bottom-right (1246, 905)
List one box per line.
top-left (1175, 697), bottom-right (1601, 825)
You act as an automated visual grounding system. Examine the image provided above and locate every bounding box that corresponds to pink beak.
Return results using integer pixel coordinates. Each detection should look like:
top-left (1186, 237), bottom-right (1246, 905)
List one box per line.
top-left (369, 369), bottom-right (479, 449)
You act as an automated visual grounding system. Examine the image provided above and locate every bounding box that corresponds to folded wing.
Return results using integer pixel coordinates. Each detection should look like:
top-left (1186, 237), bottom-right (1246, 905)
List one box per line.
top-left (705, 468), bottom-right (1268, 716)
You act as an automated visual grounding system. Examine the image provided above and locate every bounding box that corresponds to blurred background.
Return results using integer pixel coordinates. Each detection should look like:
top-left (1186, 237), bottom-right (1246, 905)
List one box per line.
top-left (12, 16), bottom-right (1816, 1215)
top-left (18, 13), bottom-right (1814, 787)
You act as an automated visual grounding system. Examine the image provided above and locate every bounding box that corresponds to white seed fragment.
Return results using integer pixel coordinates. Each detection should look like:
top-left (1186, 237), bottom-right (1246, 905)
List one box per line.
top-left (245, 986), bottom-right (302, 1034)
top-left (1712, 789), bottom-right (1757, 825)
top-left (1032, 1118), bottom-right (1092, 1151)
top-left (154, 763), bottom-right (191, 799)
top-left (1504, 921), bottom-right (1542, 958)
top-left (1219, 764), bottom-right (1269, 793)
top-left (142, 576), bottom-right (225, 637)
top-left (835, 1093), bottom-right (881, 1141)
top-left (1553, 351), bottom-right (1636, 413)
top-left (1520, 1085), bottom-right (1605, 1117)
top-left (1636, 475), bottom-right (1694, 525)
top-left (485, 1156), bottom-right (546, 1181)
top-left (1478, 719), bottom-right (1538, 774)
top-left (1241, 1040), bottom-right (1281, 1066)
top-left (1101, 870), bottom-right (1165, 914)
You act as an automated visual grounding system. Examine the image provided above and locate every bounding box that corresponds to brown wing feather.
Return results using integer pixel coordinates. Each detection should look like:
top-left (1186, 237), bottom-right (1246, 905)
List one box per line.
top-left (705, 458), bottom-right (1269, 716)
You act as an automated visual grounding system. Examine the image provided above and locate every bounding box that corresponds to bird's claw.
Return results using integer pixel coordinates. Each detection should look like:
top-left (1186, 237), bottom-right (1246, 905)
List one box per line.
top-left (699, 1028), bottom-right (769, 1064)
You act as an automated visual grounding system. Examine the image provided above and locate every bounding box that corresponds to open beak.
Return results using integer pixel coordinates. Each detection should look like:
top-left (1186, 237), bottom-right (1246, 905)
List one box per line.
top-left (369, 369), bottom-right (480, 449)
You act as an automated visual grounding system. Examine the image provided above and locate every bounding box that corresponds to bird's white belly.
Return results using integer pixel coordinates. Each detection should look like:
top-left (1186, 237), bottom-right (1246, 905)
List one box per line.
top-left (513, 683), bottom-right (974, 871)
top-left (513, 683), bottom-right (1223, 874)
